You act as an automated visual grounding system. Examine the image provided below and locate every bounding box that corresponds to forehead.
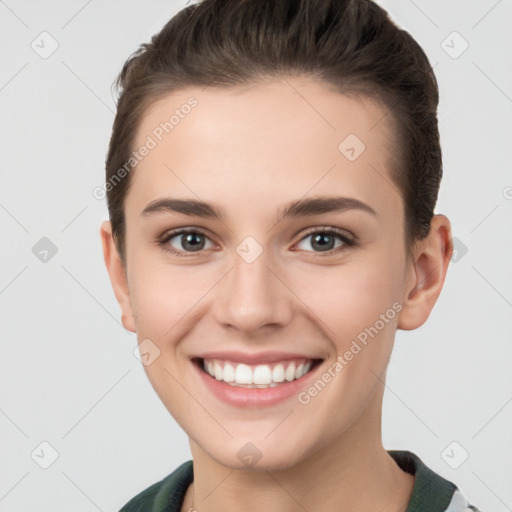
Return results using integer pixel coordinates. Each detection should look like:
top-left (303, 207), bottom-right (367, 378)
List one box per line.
top-left (127, 77), bottom-right (401, 219)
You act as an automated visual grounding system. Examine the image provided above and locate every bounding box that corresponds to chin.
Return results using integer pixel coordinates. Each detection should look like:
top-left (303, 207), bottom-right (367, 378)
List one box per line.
top-left (199, 435), bottom-right (314, 473)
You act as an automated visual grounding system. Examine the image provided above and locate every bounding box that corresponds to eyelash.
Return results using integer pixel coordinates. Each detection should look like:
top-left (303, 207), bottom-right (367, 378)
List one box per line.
top-left (158, 227), bottom-right (356, 258)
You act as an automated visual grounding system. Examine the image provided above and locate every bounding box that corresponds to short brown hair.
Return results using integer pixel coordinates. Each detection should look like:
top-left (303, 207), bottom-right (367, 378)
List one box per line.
top-left (105, 0), bottom-right (442, 263)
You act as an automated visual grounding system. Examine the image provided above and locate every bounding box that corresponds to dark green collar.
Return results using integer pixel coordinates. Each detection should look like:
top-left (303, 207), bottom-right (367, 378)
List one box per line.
top-left (388, 450), bottom-right (456, 512)
top-left (120, 450), bottom-right (456, 512)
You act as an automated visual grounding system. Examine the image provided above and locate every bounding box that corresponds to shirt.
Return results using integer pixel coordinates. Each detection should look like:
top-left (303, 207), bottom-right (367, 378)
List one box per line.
top-left (118, 450), bottom-right (482, 512)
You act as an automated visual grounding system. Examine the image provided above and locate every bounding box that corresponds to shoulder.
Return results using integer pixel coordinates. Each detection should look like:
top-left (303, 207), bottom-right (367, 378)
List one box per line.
top-left (118, 460), bottom-right (193, 512)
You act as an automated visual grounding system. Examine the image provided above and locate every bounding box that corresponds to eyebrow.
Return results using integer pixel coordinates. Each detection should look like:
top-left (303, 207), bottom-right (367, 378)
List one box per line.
top-left (140, 196), bottom-right (377, 221)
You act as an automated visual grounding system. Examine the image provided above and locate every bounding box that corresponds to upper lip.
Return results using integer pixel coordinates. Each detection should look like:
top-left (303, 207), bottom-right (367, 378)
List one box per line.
top-left (194, 351), bottom-right (323, 365)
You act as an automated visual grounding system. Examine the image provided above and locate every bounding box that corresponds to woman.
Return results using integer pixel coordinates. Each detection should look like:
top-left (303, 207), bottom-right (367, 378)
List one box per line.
top-left (100, 0), bottom-right (482, 510)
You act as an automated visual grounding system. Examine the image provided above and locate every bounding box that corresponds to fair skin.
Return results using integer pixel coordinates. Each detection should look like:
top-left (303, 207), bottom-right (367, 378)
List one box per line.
top-left (101, 77), bottom-right (452, 512)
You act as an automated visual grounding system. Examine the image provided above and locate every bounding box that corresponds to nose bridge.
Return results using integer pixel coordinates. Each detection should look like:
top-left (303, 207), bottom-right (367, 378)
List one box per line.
top-left (213, 237), bottom-right (292, 333)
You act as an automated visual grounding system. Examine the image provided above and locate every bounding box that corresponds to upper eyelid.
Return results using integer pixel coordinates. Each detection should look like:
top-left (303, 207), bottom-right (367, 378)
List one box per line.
top-left (300, 226), bottom-right (353, 240)
top-left (160, 227), bottom-right (215, 244)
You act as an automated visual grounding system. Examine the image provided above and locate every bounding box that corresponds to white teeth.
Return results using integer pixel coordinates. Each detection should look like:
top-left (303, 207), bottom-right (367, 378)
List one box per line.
top-left (285, 362), bottom-right (296, 381)
top-left (202, 358), bottom-right (316, 387)
top-left (214, 361), bottom-right (223, 380)
top-left (227, 382), bottom-right (279, 388)
top-left (223, 362), bottom-right (235, 382)
top-left (234, 363), bottom-right (253, 384)
top-left (253, 365), bottom-right (272, 385)
top-left (272, 364), bottom-right (285, 382)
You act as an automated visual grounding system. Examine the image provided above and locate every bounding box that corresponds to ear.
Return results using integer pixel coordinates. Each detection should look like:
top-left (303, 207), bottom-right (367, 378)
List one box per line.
top-left (100, 220), bottom-right (136, 333)
top-left (397, 214), bottom-right (453, 330)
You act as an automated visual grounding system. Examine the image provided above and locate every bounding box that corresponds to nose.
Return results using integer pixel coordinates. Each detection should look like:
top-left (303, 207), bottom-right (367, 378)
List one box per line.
top-left (212, 243), bottom-right (293, 336)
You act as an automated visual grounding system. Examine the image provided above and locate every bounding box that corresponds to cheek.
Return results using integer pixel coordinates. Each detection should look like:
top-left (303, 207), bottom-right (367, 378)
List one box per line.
top-left (126, 248), bottom-right (223, 371)
top-left (126, 257), bottom-right (204, 419)
top-left (130, 265), bottom-right (203, 336)
top-left (292, 258), bottom-right (402, 343)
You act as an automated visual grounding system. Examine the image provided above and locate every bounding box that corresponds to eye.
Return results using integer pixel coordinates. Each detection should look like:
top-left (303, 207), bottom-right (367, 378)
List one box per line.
top-left (159, 229), bottom-right (215, 257)
top-left (158, 226), bottom-right (356, 258)
top-left (294, 227), bottom-right (355, 254)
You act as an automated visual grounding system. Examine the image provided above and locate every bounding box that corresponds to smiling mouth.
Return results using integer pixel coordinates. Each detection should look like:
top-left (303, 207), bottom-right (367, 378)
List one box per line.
top-left (193, 357), bottom-right (323, 389)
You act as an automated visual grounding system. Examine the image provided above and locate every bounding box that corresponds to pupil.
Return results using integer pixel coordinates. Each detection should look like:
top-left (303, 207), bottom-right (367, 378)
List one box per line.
top-left (313, 233), bottom-right (334, 251)
top-left (183, 233), bottom-right (204, 251)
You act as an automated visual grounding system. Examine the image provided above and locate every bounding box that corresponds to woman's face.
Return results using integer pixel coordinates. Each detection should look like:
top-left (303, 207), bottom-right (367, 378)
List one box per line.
top-left (117, 78), bottom-right (415, 469)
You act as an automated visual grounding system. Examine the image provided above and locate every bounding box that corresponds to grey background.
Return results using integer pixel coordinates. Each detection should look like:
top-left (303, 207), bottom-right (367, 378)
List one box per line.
top-left (0, 0), bottom-right (511, 510)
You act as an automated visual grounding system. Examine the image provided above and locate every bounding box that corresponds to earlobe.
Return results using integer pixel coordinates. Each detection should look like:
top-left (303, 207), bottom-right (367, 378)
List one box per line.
top-left (397, 215), bottom-right (453, 331)
top-left (100, 220), bottom-right (136, 333)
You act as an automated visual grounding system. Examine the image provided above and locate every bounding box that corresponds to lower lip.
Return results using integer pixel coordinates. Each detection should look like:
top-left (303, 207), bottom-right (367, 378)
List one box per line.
top-left (193, 359), bottom-right (322, 408)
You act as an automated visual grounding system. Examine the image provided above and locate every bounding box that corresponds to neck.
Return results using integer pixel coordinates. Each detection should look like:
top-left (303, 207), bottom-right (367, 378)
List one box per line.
top-left (182, 385), bottom-right (414, 512)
